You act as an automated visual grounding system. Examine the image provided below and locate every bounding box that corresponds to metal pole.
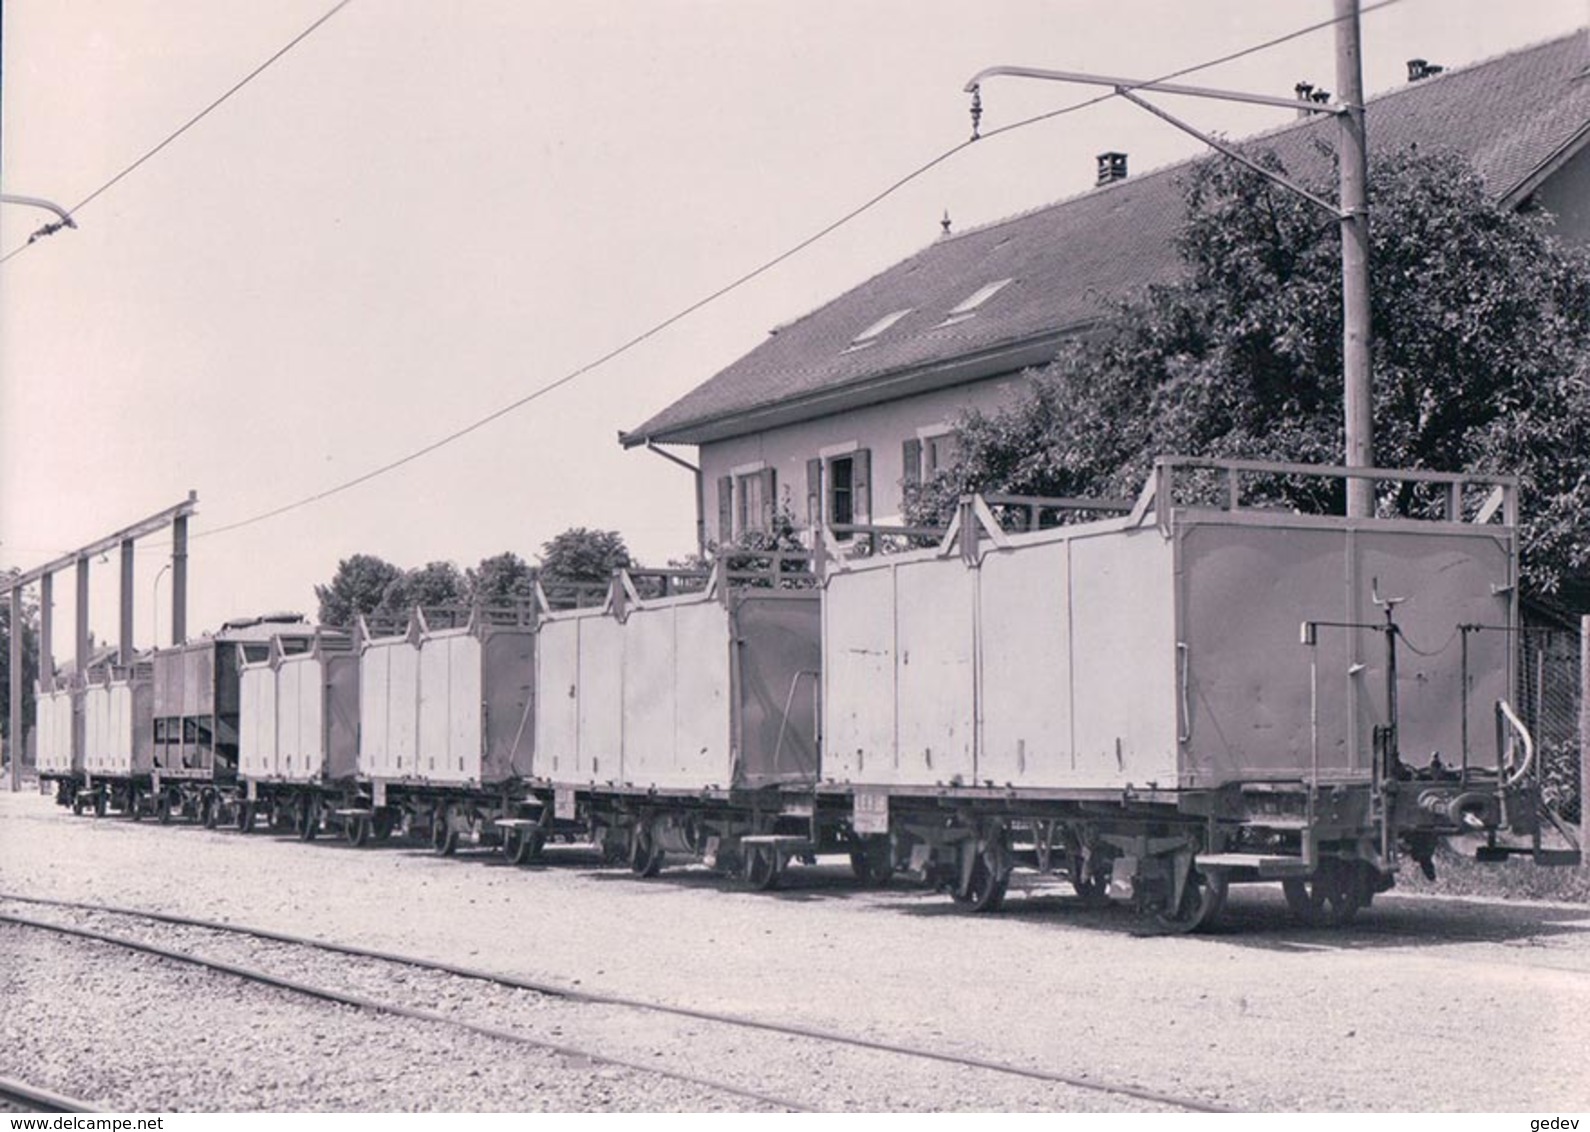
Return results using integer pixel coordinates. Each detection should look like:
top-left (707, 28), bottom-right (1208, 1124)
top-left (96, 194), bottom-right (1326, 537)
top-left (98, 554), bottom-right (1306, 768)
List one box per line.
top-left (171, 515), bottom-right (188, 645)
top-left (1336, 0), bottom-right (1374, 518)
top-left (75, 557), bottom-right (90, 676)
top-left (39, 573), bottom-right (53, 693)
top-left (119, 539), bottom-right (135, 665)
top-left (7, 588), bottom-right (20, 792)
top-left (1580, 615), bottom-right (1588, 862)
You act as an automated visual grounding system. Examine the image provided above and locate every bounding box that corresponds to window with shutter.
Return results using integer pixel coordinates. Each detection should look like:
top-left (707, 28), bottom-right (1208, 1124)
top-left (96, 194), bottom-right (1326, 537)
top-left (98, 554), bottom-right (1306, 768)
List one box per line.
top-left (902, 438), bottom-right (923, 488)
top-left (734, 467), bottom-right (777, 535)
top-left (852, 448), bottom-right (871, 525)
top-left (716, 475), bottom-right (733, 545)
top-left (806, 458), bottom-right (822, 534)
top-left (824, 448), bottom-right (871, 539)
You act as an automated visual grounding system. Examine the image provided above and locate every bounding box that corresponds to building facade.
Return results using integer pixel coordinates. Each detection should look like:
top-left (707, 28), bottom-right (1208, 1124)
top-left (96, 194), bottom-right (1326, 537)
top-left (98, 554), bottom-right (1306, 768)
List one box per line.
top-left (623, 33), bottom-right (1590, 548)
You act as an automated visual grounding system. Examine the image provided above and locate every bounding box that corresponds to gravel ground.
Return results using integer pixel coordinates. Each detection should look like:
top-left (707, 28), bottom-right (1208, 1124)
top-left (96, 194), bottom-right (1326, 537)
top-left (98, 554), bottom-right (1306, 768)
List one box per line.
top-left (3, 789), bottom-right (1589, 1111)
top-left (0, 899), bottom-right (1184, 1113)
top-left (0, 922), bottom-right (781, 1112)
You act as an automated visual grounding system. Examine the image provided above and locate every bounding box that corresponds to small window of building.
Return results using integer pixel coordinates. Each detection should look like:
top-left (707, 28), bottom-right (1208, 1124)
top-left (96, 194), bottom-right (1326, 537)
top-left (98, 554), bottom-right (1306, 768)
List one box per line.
top-left (718, 468), bottom-right (777, 541)
top-left (843, 309), bottom-right (912, 352)
top-left (903, 429), bottom-right (958, 487)
top-left (936, 278), bottom-right (1013, 328)
top-left (807, 449), bottom-right (871, 540)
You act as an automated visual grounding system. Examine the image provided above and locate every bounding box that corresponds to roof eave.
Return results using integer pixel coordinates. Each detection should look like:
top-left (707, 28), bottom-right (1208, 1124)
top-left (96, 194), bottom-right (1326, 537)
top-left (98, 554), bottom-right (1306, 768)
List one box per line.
top-left (622, 327), bottom-right (1086, 448)
top-left (1499, 116), bottom-right (1590, 208)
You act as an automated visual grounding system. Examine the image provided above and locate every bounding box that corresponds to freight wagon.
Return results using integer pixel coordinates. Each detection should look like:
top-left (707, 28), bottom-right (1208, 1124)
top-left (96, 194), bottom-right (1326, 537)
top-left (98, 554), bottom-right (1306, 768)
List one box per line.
top-left (811, 458), bottom-right (1566, 929)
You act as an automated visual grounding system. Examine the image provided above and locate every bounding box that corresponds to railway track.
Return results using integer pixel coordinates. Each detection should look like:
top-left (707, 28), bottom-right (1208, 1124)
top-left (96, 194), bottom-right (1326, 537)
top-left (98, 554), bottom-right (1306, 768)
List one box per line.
top-left (0, 1075), bottom-right (98, 1113)
top-left (0, 892), bottom-right (1227, 1113)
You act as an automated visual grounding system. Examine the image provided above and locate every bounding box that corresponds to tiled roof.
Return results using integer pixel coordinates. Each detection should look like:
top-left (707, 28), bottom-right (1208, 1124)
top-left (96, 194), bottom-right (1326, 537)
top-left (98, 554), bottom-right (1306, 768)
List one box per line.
top-left (626, 31), bottom-right (1590, 446)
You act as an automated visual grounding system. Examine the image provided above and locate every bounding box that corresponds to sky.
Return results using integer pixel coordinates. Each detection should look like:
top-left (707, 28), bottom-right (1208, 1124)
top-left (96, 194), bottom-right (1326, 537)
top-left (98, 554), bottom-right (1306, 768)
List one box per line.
top-left (2, 0), bottom-right (1586, 659)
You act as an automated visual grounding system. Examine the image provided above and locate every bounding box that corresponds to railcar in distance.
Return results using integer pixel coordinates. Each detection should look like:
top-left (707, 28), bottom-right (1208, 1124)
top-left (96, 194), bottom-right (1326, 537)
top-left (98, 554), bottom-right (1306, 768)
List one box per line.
top-left (533, 558), bottom-right (822, 882)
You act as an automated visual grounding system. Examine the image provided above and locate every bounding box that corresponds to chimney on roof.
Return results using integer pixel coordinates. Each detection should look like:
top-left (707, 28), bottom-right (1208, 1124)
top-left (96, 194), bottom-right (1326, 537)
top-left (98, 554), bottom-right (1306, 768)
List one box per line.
top-left (1095, 151), bottom-right (1128, 186)
top-left (1295, 81), bottom-right (1331, 118)
top-left (1407, 58), bottom-right (1444, 82)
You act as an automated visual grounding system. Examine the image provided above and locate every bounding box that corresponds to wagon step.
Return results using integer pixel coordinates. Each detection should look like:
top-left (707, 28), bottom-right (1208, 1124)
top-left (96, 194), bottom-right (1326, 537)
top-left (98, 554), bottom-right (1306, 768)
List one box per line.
top-left (1239, 817), bottom-right (1311, 831)
top-left (494, 818), bottom-right (544, 830)
top-left (739, 835), bottom-right (814, 852)
top-left (1196, 852), bottom-right (1311, 877)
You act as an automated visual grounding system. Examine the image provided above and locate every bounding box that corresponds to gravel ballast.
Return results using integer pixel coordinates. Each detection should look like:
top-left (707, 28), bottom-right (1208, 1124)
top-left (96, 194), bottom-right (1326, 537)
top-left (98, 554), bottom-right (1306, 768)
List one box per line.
top-left (3, 789), bottom-right (1588, 1111)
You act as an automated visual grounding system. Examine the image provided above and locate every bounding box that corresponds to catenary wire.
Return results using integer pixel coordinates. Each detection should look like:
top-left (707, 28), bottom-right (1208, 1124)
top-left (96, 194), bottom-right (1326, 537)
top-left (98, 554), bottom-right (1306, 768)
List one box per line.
top-left (0, 0), bottom-right (354, 268)
top-left (193, 0), bottom-right (1405, 542)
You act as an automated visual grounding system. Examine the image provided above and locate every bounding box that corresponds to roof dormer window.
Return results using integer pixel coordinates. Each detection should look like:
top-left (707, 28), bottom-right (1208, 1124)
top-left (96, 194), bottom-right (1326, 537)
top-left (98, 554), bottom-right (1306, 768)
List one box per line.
top-left (937, 278), bottom-right (1014, 328)
top-left (843, 308), bottom-right (912, 352)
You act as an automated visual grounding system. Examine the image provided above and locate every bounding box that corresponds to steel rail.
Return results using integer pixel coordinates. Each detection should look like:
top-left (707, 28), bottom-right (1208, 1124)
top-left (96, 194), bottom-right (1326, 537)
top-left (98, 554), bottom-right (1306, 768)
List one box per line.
top-left (0, 1075), bottom-right (99, 1113)
top-left (0, 911), bottom-right (807, 1113)
top-left (0, 892), bottom-right (1228, 1113)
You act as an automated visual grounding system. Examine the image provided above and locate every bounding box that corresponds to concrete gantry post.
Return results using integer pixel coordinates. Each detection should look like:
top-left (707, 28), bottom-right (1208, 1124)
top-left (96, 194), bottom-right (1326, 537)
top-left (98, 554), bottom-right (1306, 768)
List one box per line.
top-left (120, 540), bottom-right (136, 665)
top-left (7, 588), bottom-right (20, 792)
top-left (1335, 0), bottom-right (1374, 518)
top-left (171, 514), bottom-right (189, 646)
top-left (0, 493), bottom-right (198, 790)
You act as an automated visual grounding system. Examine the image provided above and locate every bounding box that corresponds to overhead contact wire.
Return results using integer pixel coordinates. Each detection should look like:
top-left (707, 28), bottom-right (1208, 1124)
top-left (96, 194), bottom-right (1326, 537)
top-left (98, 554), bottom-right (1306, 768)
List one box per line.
top-left (0, 0), bottom-right (354, 268)
top-left (195, 0), bottom-right (1404, 540)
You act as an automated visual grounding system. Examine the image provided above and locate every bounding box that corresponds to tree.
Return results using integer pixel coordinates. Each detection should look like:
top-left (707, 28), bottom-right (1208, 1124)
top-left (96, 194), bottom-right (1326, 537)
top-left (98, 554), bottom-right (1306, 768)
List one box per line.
top-left (538, 528), bottom-right (632, 585)
top-left (0, 573), bottom-right (41, 755)
top-left (467, 552), bottom-right (538, 606)
top-left (375, 560), bottom-right (467, 620)
top-left (315, 554), bottom-right (404, 627)
top-left (907, 148), bottom-right (1590, 594)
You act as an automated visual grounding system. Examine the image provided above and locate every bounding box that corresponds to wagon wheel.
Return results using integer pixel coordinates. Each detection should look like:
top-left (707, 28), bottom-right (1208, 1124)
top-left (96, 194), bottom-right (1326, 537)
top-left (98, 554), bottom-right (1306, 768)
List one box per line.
top-left (504, 826), bottom-right (545, 866)
top-left (1151, 868), bottom-right (1228, 934)
top-left (629, 823), bottom-right (663, 878)
top-left (129, 792), bottom-right (143, 822)
top-left (72, 793), bottom-right (85, 817)
top-left (1283, 860), bottom-right (1364, 927)
top-left (1070, 869), bottom-right (1111, 908)
top-left (432, 810), bottom-right (459, 856)
top-left (746, 844), bottom-right (781, 891)
top-left (297, 798), bottom-right (318, 842)
top-left (155, 792), bottom-right (172, 825)
top-left (848, 838), bottom-right (894, 886)
top-left (372, 809), bottom-right (395, 841)
top-left (201, 795), bottom-right (219, 830)
top-left (950, 850), bottom-right (1008, 914)
top-left (345, 816), bottom-right (370, 848)
top-left (236, 802), bottom-right (255, 834)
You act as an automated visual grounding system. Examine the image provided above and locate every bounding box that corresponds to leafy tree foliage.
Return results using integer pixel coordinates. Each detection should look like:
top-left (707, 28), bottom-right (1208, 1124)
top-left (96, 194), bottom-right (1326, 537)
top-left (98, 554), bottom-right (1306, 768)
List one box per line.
top-left (466, 552), bottom-right (538, 606)
top-left (0, 571), bottom-right (40, 754)
top-left (538, 528), bottom-right (632, 585)
top-left (314, 554), bottom-right (404, 627)
top-left (376, 560), bottom-right (468, 620)
top-left (907, 148), bottom-right (1590, 594)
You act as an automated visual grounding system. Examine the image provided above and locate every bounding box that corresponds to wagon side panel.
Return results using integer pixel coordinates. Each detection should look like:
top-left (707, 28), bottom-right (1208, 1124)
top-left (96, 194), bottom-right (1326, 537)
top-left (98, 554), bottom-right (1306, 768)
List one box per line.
top-left (1069, 529), bottom-right (1180, 788)
top-left (534, 618), bottom-right (581, 781)
top-left (978, 538), bottom-right (1073, 788)
top-left (481, 629), bottom-right (535, 783)
top-left (576, 616), bottom-right (624, 782)
top-left (671, 599), bottom-right (733, 790)
top-left (622, 606), bottom-right (678, 788)
top-left (732, 594), bottom-right (822, 789)
top-left (822, 566), bottom-right (898, 784)
top-left (893, 556), bottom-right (976, 787)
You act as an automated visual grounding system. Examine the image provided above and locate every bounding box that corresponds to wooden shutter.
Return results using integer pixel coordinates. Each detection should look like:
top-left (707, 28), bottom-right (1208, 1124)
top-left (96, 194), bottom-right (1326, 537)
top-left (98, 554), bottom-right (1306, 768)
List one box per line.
top-left (806, 458), bottom-right (822, 533)
top-left (853, 448), bottom-right (872, 524)
top-left (717, 475), bottom-right (733, 544)
top-left (902, 438), bottom-right (922, 488)
top-left (759, 467), bottom-right (777, 533)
